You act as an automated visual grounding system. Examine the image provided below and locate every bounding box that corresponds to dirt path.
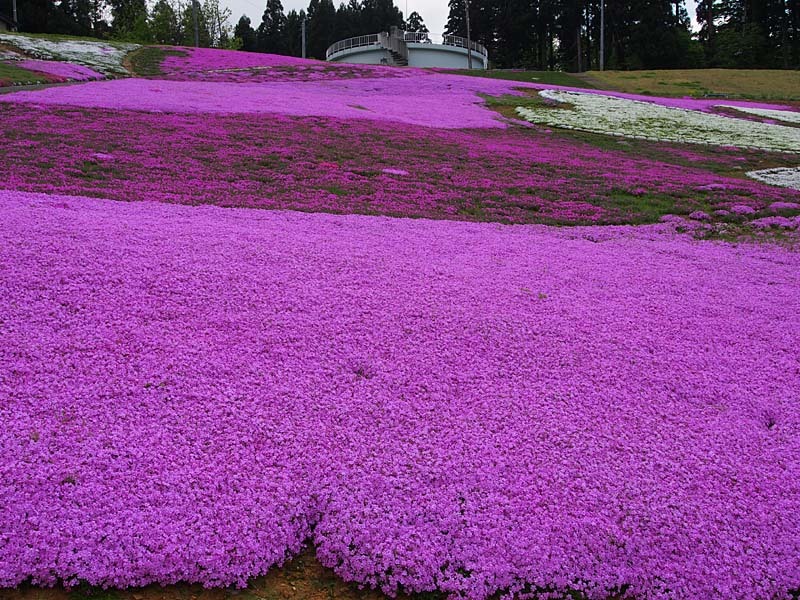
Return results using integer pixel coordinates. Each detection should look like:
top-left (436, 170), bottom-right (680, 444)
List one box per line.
top-left (0, 550), bottom-right (432, 600)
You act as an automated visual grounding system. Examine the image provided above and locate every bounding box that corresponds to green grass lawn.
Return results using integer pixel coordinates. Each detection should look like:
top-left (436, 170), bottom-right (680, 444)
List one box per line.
top-left (0, 61), bottom-right (50, 85)
top-left (448, 67), bottom-right (800, 101)
top-left (445, 68), bottom-right (596, 88)
top-left (127, 46), bottom-right (188, 77)
top-left (585, 68), bottom-right (800, 101)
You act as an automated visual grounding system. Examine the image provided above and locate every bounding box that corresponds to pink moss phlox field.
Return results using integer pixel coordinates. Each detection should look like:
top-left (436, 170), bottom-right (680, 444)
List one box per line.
top-left (3, 49), bottom-right (794, 127)
top-left (3, 104), bottom-right (798, 225)
top-left (14, 59), bottom-right (104, 82)
top-left (0, 74), bottom-right (527, 128)
top-left (157, 46), bottom-right (429, 82)
top-left (157, 48), bottom-right (800, 115)
top-left (160, 46), bottom-right (312, 71)
top-left (1, 190), bottom-right (800, 600)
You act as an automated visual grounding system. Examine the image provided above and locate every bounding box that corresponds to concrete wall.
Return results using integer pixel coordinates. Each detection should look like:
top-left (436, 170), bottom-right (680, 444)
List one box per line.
top-left (329, 43), bottom-right (487, 70)
top-left (328, 46), bottom-right (392, 65)
top-left (406, 44), bottom-right (487, 69)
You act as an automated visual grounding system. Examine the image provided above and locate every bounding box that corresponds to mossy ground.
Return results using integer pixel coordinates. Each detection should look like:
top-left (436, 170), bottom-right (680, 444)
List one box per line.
top-left (584, 68), bottom-right (800, 101)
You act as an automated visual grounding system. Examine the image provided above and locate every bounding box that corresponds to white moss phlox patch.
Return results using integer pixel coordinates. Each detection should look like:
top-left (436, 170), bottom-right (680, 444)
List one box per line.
top-left (746, 167), bottom-right (800, 191)
top-left (516, 90), bottom-right (800, 153)
top-left (719, 104), bottom-right (800, 125)
top-left (0, 33), bottom-right (137, 75)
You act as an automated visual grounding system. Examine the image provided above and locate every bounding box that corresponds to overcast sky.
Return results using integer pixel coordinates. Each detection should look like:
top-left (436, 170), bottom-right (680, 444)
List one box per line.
top-left (227, 0), bottom-right (699, 39)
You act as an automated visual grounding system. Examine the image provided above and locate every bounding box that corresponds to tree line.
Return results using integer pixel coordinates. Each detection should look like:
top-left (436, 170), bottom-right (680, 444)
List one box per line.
top-left (444, 0), bottom-right (799, 70)
top-left (3, 0), bottom-right (798, 70)
top-left (2, 0), bottom-right (234, 46)
top-left (234, 0), bottom-right (416, 59)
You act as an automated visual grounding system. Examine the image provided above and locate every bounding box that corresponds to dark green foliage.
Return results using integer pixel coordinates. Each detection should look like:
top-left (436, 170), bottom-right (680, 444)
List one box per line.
top-left (234, 15), bottom-right (257, 51)
top-left (405, 11), bottom-right (427, 33)
top-left (695, 0), bottom-right (799, 68)
top-left (2, 0), bottom-right (108, 35)
top-left (284, 10), bottom-right (305, 56)
top-left (257, 0), bottom-right (287, 54)
top-left (440, 0), bottom-right (799, 70)
top-left (307, 0), bottom-right (336, 58)
top-left (109, 0), bottom-right (147, 37)
top-left (150, 0), bottom-right (181, 45)
top-left (4, 0), bottom-right (798, 70)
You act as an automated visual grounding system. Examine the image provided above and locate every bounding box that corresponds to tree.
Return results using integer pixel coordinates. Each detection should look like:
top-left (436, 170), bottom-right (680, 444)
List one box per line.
top-left (203, 0), bottom-right (233, 47)
top-left (257, 0), bottom-right (287, 53)
top-left (284, 9), bottom-right (305, 56)
top-left (150, 0), bottom-right (181, 44)
top-left (627, 0), bottom-right (693, 69)
top-left (307, 0), bottom-right (336, 58)
top-left (179, 1), bottom-right (211, 46)
top-left (359, 0), bottom-right (403, 33)
top-left (234, 14), bottom-right (258, 51)
top-left (110, 0), bottom-right (148, 37)
top-left (335, 0), bottom-right (362, 39)
top-left (444, 0), bottom-right (467, 36)
top-left (405, 10), bottom-right (427, 32)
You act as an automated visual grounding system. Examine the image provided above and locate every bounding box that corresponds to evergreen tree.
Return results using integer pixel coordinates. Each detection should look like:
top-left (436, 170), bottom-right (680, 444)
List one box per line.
top-left (360, 0), bottom-right (403, 33)
top-left (628, 0), bottom-right (692, 69)
top-left (307, 0), bottom-right (336, 58)
top-left (284, 9), bottom-right (305, 55)
top-left (444, 0), bottom-right (467, 36)
top-left (335, 0), bottom-right (362, 39)
top-left (179, 1), bottom-right (211, 46)
top-left (151, 0), bottom-right (181, 44)
top-left (110, 0), bottom-right (148, 36)
top-left (257, 0), bottom-right (287, 53)
top-left (234, 14), bottom-right (258, 51)
top-left (405, 10), bottom-right (427, 32)
top-left (58, 0), bottom-right (96, 35)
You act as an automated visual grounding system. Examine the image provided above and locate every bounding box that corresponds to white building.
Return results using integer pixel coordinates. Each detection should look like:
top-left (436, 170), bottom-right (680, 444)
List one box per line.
top-left (326, 29), bottom-right (489, 70)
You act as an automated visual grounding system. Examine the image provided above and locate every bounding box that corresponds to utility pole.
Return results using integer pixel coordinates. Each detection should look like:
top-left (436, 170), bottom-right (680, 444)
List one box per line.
top-left (599, 0), bottom-right (604, 71)
top-left (192, 0), bottom-right (200, 48)
top-left (301, 16), bottom-right (307, 59)
top-left (12, 0), bottom-right (17, 28)
top-left (464, 0), bottom-right (472, 69)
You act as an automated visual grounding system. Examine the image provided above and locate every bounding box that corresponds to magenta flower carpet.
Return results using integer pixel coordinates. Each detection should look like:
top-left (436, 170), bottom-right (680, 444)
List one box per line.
top-left (14, 59), bottom-right (104, 82)
top-left (2, 43), bottom-right (800, 600)
top-left (2, 103), bottom-right (797, 226)
top-left (2, 190), bottom-right (800, 599)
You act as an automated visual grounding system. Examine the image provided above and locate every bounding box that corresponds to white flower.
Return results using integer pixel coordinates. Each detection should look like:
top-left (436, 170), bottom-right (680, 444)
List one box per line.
top-left (0, 33), bottom-right (137, 75)
top-left (718, 104), bottom-right (800, 125)
top-left (746, 167), bottom-right (800, 191)
top-left (515, 90), bottom-right (800, 153)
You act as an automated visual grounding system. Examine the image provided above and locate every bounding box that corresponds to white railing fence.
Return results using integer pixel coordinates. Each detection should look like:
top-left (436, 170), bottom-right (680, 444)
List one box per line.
top-left (325, 34), bottom-right (380, 60)
top-left (326, 31), bottom-right (488, 62)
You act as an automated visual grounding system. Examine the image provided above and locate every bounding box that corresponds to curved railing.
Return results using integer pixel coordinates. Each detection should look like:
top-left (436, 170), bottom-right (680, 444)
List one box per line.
top-left (326, 34), bottom-right (380, 60)
top-left (440, 34), bottom-right (488, 59)
top-left (402, 31), bottom-right (434, 44)
top-left (326, 31), bottom-right (488, 62)
top-left (402, 32), bottom-right (487, 58)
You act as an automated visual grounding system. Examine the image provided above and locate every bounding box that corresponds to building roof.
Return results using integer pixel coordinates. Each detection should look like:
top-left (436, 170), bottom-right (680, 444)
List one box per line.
top-left (0, 13), bottom-right (17, 27)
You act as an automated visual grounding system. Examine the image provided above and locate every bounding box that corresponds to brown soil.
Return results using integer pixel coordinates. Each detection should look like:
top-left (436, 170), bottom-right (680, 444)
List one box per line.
top-left (0, 550), bottom-right (432, 600)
